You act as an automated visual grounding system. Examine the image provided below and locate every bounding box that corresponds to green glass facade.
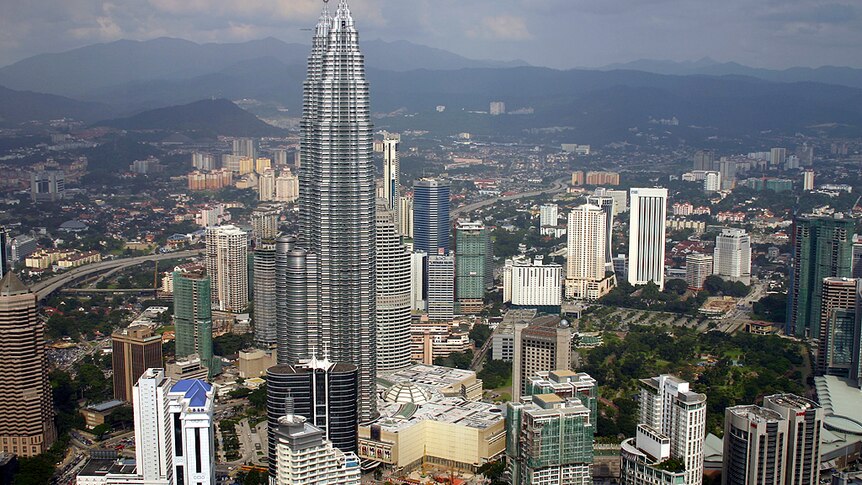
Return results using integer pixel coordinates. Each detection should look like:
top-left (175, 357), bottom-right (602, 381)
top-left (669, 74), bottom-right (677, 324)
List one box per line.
top-left (787, 216), bottom-right (854, 338)
top-left (173, 271), bottom-right (218, 378)
top-left (455, 222), bottom-right (489, 314)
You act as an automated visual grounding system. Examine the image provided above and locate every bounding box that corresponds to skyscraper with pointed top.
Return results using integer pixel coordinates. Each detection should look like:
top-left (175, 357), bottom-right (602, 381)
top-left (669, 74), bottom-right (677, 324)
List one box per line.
top-left (298, 0), bottom-right (377, 422)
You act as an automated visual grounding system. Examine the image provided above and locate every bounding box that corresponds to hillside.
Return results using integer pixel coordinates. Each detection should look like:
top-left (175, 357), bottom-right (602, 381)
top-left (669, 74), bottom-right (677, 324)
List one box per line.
top-left (0, 85), bottom-right (109, 124)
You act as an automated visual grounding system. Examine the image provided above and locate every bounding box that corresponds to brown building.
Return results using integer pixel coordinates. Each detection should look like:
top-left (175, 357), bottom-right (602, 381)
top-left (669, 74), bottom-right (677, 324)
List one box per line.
top-left (512, 315), bottom-right (572, 402)
top-left (571, 171), bottom-right (585, 186)
top-left (0, 272), bottom-right (56, 457)
top-left (817, 277), bottom-right (859, 376)
top-left (112, 326), bottom-right (163, 402)
top-left (585, 171), bottom-right (620, 186)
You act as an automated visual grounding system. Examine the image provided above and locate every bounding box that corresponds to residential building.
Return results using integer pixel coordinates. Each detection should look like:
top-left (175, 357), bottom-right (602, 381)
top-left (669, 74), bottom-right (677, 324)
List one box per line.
top-left (586, 171), bottom-right (620, 186)
top-left (266, 358), bottom-right (359, 479)
top-left (205, 224), bottom-right (249, 312)
top-left (512, 315), bottom-right (572, 402)
top-left (722, 405), bottom-right (788, 485)
top-left (490, 101), bottom-right (506, 115)
top-left (703, 171), bottom-right (721, 193)
top-left (817, 278), bottom-right (859, 377)
top-left (258, 168), bottom-right (276, 201)
top-left (787, 214), bottom-right (854, 338)
top-left (427, 252), bottom-right (455, 321)
top-left (191, 153), bottom-right (217, 171)
top-left (253, 240), bottom-right (277, 347)
top-left (0, 273), bottom-right (56, 457)
top-left (399, 195), bottom-right (414, 238)
top-left (274, 170), bottom-right (299, 203)
top-left (376, 203), bottom-right (412, 371)
top-left (566, 204), bottom-right (611, 300)
top-left (250, 206), bottom-right (279, 243)
top-left (693, 150), bottom-right (715, 171)
top-left (628, 188), bottom-right (668, 290)
top-left (770, 147), bottom-right (787, 167)
top-left (232, 138), bottom-right (258, 161)
top-left (713, 229), bottom-right (752, 285)
top-left (273, 413), bottom-right (361, 485)
top-left (297, 2), bottom-right (378, 422)
top-left (763, 394), bottom-right (823, 485)
top-left (620, 375), bottom-right (706, 485)
top-left (112, 326), bottom-right (163, 402)
top-left (413, 178), bottom-right (451, 255)
top-left (455, 221), bottom-right (489, 314)
top-left (173, 271), bottom-right (218, 378)
top-left (685, 254), bottom-right (713, 291)
top-left (803, 170), bottom-right (815, 191)
top-left (503, 255), bottom-right (562, 313)
top-left (540, 204), bottom-right (560, 235)
top-left (586, 195), bottom-right (616, 272)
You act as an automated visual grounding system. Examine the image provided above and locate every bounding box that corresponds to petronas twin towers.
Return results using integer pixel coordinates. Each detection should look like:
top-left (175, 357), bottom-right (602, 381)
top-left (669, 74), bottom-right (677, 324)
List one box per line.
top-left (294, 0), bottom-right (377, 422)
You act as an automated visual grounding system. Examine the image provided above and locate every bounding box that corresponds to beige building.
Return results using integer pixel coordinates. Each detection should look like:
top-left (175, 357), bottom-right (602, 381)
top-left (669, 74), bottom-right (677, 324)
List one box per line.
top-left (238, 349), bottom-right (276, 378)
top-left (0, 273), bottom-right (56, 457)
top-left (512, 315), bottom-right (572, 402)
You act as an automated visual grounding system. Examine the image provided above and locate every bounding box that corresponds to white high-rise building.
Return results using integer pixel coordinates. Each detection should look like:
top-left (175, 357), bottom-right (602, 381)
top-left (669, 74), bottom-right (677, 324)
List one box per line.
top-left (259, 169), bottom-right (276, 201)
top-left (586, 195), bottom-right (616, 272)
top-left (205, 225), bottom-right (249, 312)
top-left (375, 202), bottom-right (412, 371)
top-left (410, 251), bottom-right (427, 312)
top-left (803, 169), bottom-right (815, 191)
top-left (620, 375), bottom-right (706, 485)
top-left (565, 204), bottom-right (608, 300)
top-left (273, 413), bottom-right (361, 485)
top-left (685, 253), bottom-right (713, 291)
top-left (703, 171), bottom-right (721, 193)
top-left (275, 170), bottom-right (299, 203)
top-left (628, 188), bottom-right (668, 290)
top-left (132, 369), bottom-right (173, 484)
top-left (427, 252), bottom-right (455, 321)
top-left (399, 195), bottom-right (414, 238)
top-left (167, 379), bottom-right (215, 485)
top-left (540, 204), bottom-right (559, 235)
top-left (382, 133), bottom-right (400, 225)
top-left (713, 228), bottom-right (751, 285)
top-left (503, 255), bottom-right (562, 310)
top-left (490, 101), bottom-right (506, 115)
top-left (594, 188), bottom-right (627, 215)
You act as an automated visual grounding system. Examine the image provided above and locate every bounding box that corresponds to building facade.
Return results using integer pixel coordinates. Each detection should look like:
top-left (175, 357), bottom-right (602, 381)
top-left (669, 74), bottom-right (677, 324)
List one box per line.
top-left (713, 229), bottom-right (751, 285)
top-left (112, 326), bottom-right (163, 402)
top-left (253, 241), bottom-right (278, 347)
top-left (512, 316), bottom-right (573, 402)
top-left (273, 414), bottom-right (361, 485)
top-left (722, 405), bottom-right (788, 485)
top-left (503, 255), bottom-right (562, 312)
top-left (413, 178), bottom-right (451, 255)
top-left (628, 188), bottom-right (668, 290)
top-left (685, 254), bottom-right (714, 291)
top-left (204, 225), bottom-right (249, 312)
top-left (427, 252), bottom-right (455, 321)
top-left (376, 203), bottom-right (412, 371)
top-left (763, 394), bottom-right (823, 485)
top-left (455, 221), bottom-right (489, 314)
top-left (566, 204), bottom-right (609, 300)
top-left (173, 271), bottom-right (217, 378)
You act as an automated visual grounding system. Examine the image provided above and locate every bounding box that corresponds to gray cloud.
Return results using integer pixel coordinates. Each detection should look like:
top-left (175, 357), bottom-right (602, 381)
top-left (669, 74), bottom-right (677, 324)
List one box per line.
top-left (0, 0), bottom-right (860, 69)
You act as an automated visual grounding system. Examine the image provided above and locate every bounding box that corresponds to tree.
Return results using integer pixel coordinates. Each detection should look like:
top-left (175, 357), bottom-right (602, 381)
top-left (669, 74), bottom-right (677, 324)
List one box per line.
top-left (664, 278), bottom-right (688, 296)
top-left (469, 324), bottom-right (493, 348)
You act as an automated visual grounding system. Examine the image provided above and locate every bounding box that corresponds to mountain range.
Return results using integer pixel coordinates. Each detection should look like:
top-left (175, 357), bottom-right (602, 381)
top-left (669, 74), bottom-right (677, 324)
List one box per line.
top-left (1, 37), bottom-right (861, 139)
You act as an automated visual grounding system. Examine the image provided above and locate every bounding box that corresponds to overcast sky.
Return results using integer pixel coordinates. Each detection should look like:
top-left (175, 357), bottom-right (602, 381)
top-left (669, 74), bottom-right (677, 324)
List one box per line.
top-left (2, 0), bottom-right (861, 69)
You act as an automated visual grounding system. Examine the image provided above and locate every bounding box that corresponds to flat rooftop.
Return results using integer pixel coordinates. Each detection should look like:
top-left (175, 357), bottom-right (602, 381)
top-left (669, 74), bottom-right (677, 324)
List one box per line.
top-left (378, 364), bottom-right (476, 394)
top-left (78, 458), bottom-right (137, 477)
top-left (374, 397), bottom-right (503, 432)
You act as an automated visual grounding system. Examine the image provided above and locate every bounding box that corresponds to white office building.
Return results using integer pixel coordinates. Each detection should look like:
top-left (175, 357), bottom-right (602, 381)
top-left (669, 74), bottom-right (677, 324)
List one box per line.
top-left (703, 171), bottom-right (721, 193)
top-left (133, 369), bottom-right (173, 484)
top-left (410, 251), bottom-right (427, 312)
top-left (503, 255), bottom-right (562, 310)
top-left (628, 188), bottom-right (668, 290)
top-left (566, 204), bottom-right (609, 300)
top-left (167, 380), bottom-right (215, 485)
top-left (540, 204), bottom-right (560, 236)
top-left (427, 253), bottom-right (455, 321)
top-left (712, 228), bottom-right (751, 285)
top-left (205, 225), bottom-right (249, 312)
top-left (376, 203), bottom-right (412, 371)
top-left (273, 413), bottom-right (361, 485)
top-left (620, 375), bottom-right (706, 485)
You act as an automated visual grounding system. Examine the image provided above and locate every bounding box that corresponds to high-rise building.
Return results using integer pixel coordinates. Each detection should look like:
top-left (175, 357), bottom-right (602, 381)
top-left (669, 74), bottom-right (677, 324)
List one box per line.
top-left (173, 271), bottom-right (217, 378)
top-left (253, 240), bottom-right (277, 347)
top-left (817, 278), bottom-right (859, 377)
top-left (399, 195), bottom-right (414, 238)
top-left (685, 253), bottom-right (713, 291)
top-left (490, 101), bottom-right (506, 115)
top-left (427, 252), bottom-right (455, 321)
top-left (507, 393), bottom-right (595, 485)
top-left (503, 255), bottom-right (562, 313)
top-left (0, 228), bottom-right (8, 279)
top-left (376, 203), bottom-right (412, 371)
top-left (251, 206), bottom-right (279, 244)
top-left (628, 188), bottom-right (668, 290)
top-left (594, 188), bottom-right (628, 215)
top-left (275, 170), bottom-right (300, 203)
top-left (275, 236), bottom-right (319, 366)
top-left (232, 138), bottom-right (259, 161)
top-left (718, 158), bottom-right (737, 190)
top-left (566, 204), bottom-right (609, 300)
top-left (770, 147), bottom-right (787, 167)
top-left (586, 195), bottom-right (615, 271)
top-left (586, 171), bottom-right (621, 186)
top-left (132, 369), bottom-right (215, 485)
top-left (382, 133), bottom-right (401, 223)
top-left (272, 413), bottom-right (361, 485)
top-left (266, 358), bottom-right (359, 479)
top-left (787, 214), bottom-right (854, 338)
top-left (455, 221), bottom-right (489, 314)
top-left (191, 152), bottom-right (217, 171)
top-left (763, 394), bottom-right (823, 485)
top-left (703, 171), bottom-right (721, 193)
top-left (30, 170), bottom-right (65, 202)
top-left (713, 229), bottom-right (751, 285)
top-left (620, 375), bottom-right (706, 485)
top-left (693, 150), bottom-right (714, 171)
top-left (540, 204), bottom-right (560, 235)
top-left (525, 371), bottom-right (599, 417)
top-left (722, 405), bottom-right (788, 485)
top-left (613, 254), bottom-right (628, 281)
top-left (413, 179), bottom-right (451, 255)
top-left (803, 169), bottom-right (815, 191)
top-left (112, 326), bottom-right (163, 402)
top-left (0, 273), bottom-right (55, 457)
top-left (297, 1), bottom-right (377, 422)
top-left (512, 316), bottom-right (572, 402)
top-left (258, 168), bottom-right (276, 201)
top-left (410, 251), bottom-right (427, 312)
top-left (272, 148), bottom-right (288, 166)
top-left (205, 224), bottom-right (249, 312)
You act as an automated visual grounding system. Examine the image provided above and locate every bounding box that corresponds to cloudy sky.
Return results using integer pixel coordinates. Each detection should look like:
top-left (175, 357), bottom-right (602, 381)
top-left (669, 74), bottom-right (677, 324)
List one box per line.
top-left (2, 0), bottom-right (861, 69)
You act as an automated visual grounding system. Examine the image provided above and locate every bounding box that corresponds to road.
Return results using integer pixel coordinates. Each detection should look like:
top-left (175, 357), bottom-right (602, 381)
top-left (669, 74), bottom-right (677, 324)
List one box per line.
top-left (31, 249), bottom-right (202, 301)
top-left (449, 177), bottom-right (567, 221)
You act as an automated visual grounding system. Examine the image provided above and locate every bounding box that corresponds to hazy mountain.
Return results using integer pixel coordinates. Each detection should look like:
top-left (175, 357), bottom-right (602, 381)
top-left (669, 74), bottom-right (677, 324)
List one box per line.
top-left (600, 58), bottom-right (862, 89)
top-left (0, 85), bottom-right (109, 124)
top-left (95, 99), bottom-right (285, 137)
top-left (0, 37), bottom-right (527, 99)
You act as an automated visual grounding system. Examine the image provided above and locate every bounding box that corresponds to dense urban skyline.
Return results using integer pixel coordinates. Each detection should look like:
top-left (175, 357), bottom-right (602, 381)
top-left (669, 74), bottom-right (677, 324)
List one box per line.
top-left (2, 0), bottom-right (862, 69)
